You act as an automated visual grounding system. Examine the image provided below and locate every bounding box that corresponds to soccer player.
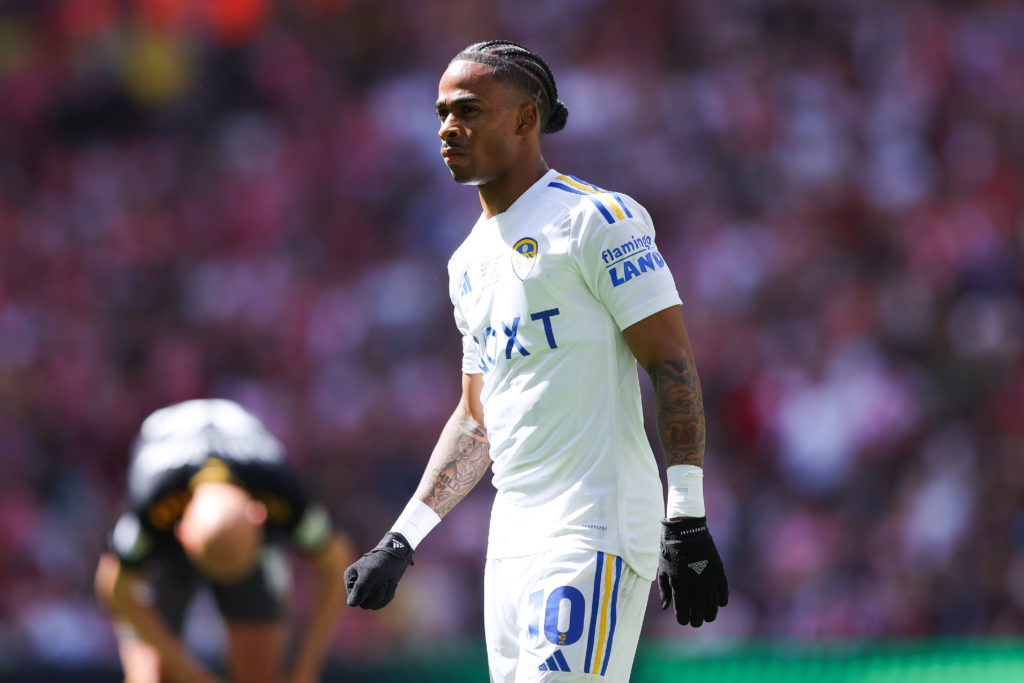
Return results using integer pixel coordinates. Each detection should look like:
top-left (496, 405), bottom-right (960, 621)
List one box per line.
top-left (345, 41), bottom-right (729, 680)
top-left (94, 399), bottom-right (353, 683)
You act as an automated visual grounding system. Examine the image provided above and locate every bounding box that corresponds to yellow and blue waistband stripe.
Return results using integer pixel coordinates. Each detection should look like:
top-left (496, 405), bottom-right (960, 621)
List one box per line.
top-left (548, 175), bottom-right (634, 225)
top-left (584, 551), bottom-right (624, 676)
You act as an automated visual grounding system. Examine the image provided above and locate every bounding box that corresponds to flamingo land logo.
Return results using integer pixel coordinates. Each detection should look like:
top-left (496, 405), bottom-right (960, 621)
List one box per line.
top-left (511, 237), bottom-right (538, 280)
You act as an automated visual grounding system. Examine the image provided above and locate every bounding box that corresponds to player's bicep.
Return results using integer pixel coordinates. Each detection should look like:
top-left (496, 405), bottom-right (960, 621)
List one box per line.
top-left (621, 305), bottom-right (695, 376)
top-left (452, 298), bottom-right (488, 376)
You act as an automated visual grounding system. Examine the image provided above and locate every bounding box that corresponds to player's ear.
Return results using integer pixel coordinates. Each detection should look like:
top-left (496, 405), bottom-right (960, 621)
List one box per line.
top-left (245, 499), bottom-right (268, 526)
top-left (173, 501), bottom-right (191, 543)
top-left (516, 102), bottom-right (539, 135)
top-left (173, 517), bottom-right (195, 549)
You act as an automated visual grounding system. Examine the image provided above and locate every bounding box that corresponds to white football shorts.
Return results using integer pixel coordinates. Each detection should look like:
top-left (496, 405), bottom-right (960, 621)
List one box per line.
top-left (484, 546), bottom-right (652, 682)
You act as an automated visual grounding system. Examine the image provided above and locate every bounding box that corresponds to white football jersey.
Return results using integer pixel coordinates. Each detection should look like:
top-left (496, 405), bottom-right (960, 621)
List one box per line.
top-left (447, 169), bottom-right (682, 580)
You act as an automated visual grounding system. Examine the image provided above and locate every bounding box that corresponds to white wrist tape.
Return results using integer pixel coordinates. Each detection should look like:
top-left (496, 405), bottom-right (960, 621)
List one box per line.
top-left (390, 499), bottom-right (441, 550)
top-left (666, 464), bottom-right (705, 518)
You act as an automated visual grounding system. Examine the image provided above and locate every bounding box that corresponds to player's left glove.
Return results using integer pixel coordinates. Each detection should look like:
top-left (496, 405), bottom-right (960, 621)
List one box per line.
top-left (658, 516), bottom-right (729, 627)
top-left (344, 532), bottom-right (414, 610)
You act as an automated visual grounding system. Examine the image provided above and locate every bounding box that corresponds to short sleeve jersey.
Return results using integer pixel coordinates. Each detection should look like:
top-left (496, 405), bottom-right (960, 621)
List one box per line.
top-left (447, 170), bottom-right (681, 580)
top-left (108, 400), bottom-right (333, 568)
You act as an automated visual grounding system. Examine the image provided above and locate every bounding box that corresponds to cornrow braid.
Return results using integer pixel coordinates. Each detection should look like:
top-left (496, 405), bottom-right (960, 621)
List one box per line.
top-left (452, 40), bottom-right (569, 134)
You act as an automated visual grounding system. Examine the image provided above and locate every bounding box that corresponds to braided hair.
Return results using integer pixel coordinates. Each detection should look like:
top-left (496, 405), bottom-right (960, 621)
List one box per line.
top-left (451, 40), bottom-right (569, 134)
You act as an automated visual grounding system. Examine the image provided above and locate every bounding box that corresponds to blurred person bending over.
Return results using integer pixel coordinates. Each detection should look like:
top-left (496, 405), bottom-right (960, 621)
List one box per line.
top-left (95, 399), bottom-right (353, 683)
top-left (345, 41), bottom-right (728, 681)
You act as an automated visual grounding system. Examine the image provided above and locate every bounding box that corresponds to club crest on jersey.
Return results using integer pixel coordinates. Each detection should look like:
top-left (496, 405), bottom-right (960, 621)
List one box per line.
top-left (511, 237), bottom-right (539, 280)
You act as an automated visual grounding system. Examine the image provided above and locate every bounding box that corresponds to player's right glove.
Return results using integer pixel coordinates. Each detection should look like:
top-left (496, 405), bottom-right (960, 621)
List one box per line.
top-left (658, 516), bottom-right (729, 627)
top-left (344, 531), bottom-right (414, 610)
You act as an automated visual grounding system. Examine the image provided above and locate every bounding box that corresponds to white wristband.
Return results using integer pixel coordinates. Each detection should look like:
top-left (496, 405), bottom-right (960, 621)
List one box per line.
top-left (390, 499), bottom-right (441, 550)
top-left (666, 464), bottom-right (705, 518)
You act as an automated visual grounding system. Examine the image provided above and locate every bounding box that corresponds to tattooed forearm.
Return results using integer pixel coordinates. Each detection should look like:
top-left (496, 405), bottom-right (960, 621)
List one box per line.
top-left (415, 414), bottom-right (490, 518)
top-left (648, 357), bottom-right (706, 469)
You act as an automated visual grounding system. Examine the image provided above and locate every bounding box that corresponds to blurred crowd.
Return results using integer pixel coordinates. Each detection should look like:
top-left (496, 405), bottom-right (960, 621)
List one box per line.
top-left (1, 0), bottom-right (1023, 668)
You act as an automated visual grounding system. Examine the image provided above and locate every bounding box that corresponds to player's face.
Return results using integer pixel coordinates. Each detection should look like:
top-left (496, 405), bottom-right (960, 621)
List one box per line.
top-left (436, 60), bottom-right (524, 185)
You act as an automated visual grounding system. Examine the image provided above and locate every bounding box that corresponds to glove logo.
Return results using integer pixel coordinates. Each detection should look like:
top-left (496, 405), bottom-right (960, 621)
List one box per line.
top-left (688, 560), bottom-right (708, 575)
top-left (346, 532), bottom-right (414, 610)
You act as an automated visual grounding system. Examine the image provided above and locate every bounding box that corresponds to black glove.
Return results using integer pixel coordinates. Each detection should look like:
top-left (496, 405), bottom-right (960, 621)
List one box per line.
top-left (345, 532), bottom-right (414, 610)
top-left (658, 516), bottom-right (729, 627)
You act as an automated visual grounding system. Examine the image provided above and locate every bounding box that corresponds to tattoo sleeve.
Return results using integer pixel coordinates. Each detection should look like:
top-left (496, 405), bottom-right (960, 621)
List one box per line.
top-left (414, 414), bottom-right (490, 518)
top-left (648, 357), bottom-right (706, 469)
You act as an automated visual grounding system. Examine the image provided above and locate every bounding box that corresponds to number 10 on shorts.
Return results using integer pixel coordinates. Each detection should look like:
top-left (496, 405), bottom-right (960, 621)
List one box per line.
top-left (528, 585), bottom-right (586, 646)
top-left (526, 552), bottom-right (625, 676)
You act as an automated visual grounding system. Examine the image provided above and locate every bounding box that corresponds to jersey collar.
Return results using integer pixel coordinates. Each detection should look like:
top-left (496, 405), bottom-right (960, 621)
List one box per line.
top-left (483, 168), bottom-right (561, 226)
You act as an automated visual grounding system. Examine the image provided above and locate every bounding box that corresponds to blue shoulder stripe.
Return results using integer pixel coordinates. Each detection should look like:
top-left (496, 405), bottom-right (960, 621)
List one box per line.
top-left (566, 174), bottom-right (633, 218)
top-left (567, 174), bottom-right (602, 191)
top-left (549, 177), bottom-right (633, 224)
top-left (586, 197), bottom-right (616, 224)
top-left (612, 194), bottom-right (633, 218)
top-left (548, 181), bottom-right (616, 224)
top-left (547, 180), bottom-right (587, 196)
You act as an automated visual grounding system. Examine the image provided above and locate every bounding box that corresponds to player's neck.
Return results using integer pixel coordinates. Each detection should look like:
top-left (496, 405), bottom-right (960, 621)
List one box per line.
top-left (478, 157), bottom-right (549, 219)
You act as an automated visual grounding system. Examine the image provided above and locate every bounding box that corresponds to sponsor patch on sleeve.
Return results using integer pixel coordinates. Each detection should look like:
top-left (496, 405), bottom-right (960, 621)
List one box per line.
top-left (600, 234), bottom-right (668, 287)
